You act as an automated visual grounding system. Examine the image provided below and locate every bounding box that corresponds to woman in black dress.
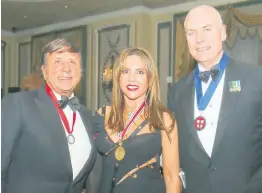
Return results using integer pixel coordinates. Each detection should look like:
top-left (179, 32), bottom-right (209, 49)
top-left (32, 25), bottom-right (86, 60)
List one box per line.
top-left (92, 47), bottom-right (180, 193)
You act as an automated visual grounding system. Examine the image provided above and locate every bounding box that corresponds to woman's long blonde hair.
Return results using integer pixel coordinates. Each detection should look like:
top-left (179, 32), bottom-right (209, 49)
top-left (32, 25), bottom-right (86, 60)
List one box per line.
top-left (107, 47), bottom-right (175, 137)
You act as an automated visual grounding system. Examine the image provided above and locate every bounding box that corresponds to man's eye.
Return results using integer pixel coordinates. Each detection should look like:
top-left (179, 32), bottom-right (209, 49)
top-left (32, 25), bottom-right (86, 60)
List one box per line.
top-left (204, 28), bottom-right (211, 32)
top-left (69, 60), bottom-right (76, 64)
top-left (55, 60), bottom-right (62, 64)
top-left (187, 31), bottom-right (194, 36)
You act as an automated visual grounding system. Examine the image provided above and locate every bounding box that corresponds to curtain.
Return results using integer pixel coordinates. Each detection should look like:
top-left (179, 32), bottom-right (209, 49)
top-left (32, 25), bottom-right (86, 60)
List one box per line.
top-left (224, 6), bottom-right (262, 51)
top-left (174, 18), bottom-right (196, 82)
top-left (224, 34), bottom-right (262, 65)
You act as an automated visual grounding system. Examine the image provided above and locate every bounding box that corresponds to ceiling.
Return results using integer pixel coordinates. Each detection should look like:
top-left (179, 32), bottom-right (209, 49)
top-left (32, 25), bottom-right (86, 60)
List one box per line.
top-left (1, 0), bottom-right (194, 32)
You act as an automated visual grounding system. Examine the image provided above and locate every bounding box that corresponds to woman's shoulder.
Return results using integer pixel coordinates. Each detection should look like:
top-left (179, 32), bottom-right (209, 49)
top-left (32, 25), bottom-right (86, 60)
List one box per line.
top-left (162, 111), bottom-right (175, 122)
top-left (160, 111), bottom-right (175, 132)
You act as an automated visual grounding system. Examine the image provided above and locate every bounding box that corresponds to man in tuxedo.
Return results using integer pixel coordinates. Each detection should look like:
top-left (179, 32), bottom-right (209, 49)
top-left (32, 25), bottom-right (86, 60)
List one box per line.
top-left (168, 5), bottom-right (262, 193)
top-left (1, 38), bottom-right (101, 193)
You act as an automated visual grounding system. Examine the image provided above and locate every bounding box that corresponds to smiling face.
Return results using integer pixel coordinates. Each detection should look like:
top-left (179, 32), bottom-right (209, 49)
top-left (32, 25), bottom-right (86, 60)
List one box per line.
top-left (184, 5), bottom-right (227, 69)
top-left (41, 47), bottom-right (81, 96)
top-left (119, 55), bottom-right (149, 103)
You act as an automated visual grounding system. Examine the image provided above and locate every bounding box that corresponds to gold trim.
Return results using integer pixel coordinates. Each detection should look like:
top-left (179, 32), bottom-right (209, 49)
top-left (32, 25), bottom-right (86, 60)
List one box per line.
top-left (116, 157), bottom-right (156, 185)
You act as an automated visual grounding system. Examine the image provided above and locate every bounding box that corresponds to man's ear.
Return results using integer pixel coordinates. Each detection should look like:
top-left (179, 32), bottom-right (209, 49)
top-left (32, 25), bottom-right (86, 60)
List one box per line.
top-left (41, 65), bottom-right (47, 80)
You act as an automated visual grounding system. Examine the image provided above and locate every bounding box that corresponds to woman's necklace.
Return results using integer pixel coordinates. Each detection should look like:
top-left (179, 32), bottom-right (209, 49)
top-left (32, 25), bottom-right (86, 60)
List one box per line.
top-left (115, 101), bottom-right (146, 161)
top-left (124, 107), bottom-right (136, 119)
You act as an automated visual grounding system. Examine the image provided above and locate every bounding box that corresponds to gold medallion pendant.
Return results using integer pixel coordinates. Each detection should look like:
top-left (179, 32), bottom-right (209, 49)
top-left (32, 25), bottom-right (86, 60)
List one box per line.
top-left (115, 142), bottom-right (125, 161)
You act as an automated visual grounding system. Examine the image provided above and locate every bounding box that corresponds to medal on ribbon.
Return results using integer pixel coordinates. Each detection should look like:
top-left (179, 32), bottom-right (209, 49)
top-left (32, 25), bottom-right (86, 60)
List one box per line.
top-left (46, 84), bottom-right (77, 144)
top-left (194, 53), bottom-right (229, 131)
top-left (67, 134), bottom-right (75, 144)
top-left (194, 115), bottom-right (206, 131)
top-left (115, 142), bottom-right (125, 161)
top-left (114, 100), bottom-right (146, 161)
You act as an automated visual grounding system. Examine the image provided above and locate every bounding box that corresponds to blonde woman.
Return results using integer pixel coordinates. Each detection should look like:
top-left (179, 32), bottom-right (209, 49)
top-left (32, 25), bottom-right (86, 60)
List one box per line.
top-left (92, 47), bottom-right (180, 193)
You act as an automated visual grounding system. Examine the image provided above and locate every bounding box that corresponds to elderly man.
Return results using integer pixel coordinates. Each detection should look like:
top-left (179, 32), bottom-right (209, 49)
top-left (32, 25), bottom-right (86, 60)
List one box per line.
top-left (168, 5), bottom-right (262, 193)
top-left (1, 38), bottom-right (101, 193)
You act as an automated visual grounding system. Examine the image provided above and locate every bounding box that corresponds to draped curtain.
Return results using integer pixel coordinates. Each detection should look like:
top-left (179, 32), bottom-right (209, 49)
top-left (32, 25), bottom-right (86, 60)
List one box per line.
top-left (174, 18), bottom-right (196, 83)
top-left (223, 6), bottom-right (262, 65)
top-left (224, 7), bottom-right (262, 47)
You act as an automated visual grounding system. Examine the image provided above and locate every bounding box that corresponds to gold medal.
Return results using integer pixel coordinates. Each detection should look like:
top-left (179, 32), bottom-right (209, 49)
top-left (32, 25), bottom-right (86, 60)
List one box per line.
top-left (115, 142), bottom-right (125, 161)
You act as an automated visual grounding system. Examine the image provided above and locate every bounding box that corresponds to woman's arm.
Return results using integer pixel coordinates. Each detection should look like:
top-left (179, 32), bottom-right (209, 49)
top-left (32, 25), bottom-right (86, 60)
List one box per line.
top-left (161, 112), bottom-right (180, 193)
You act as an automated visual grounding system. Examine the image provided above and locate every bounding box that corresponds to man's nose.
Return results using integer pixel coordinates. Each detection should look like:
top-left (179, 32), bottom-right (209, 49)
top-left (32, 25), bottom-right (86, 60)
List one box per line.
top-left (61, 62), bottom-right (71, 72)
top-left (196, 32), bottom-right (205, 44)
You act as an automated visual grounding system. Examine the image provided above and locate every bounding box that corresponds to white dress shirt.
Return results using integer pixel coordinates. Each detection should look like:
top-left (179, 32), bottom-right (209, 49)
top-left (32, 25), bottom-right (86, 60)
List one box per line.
top-left (194, 64), bottom-right (225, 157)
top-left (54, 92), bottom-right (91, 179)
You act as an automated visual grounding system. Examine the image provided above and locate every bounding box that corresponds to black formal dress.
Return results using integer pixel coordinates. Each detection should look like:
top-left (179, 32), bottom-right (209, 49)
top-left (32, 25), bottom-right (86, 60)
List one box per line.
top-left (92, 107), bottom-right (165, 193)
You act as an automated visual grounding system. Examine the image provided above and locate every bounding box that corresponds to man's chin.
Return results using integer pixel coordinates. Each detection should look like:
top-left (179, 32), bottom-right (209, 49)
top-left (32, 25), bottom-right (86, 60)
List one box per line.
top-left (195, 56), bottom-right (211, 63)
top-left (52, 84), bottom-right (74, 94)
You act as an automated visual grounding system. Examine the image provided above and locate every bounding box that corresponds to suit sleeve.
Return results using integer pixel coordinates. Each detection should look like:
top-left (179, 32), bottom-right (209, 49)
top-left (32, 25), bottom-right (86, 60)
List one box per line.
top-left (167, 85), bottom-right (176, 116)
top-left (84, 152), bottom-right (103, 193)
top-left (1, 94), bottom-right (22, 192)
top-left (248, 105), bottom-right (262, 193)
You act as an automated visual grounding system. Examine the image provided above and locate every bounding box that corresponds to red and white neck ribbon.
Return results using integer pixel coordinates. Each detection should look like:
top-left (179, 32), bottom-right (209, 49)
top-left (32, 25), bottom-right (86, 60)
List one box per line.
top-left (117, 100), bottom-right (146, 140)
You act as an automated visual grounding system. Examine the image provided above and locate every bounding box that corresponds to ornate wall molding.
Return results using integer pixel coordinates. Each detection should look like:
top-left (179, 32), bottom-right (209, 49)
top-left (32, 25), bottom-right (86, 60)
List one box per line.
top-left (97, 24), bottom-right (130, 108)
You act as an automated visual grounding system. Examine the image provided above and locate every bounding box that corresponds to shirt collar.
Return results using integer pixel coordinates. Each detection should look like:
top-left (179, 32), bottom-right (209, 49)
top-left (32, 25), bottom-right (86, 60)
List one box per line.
top-left (53, 91), bottom-right (74, 100)
top-left (198, 64), bottom-right (208, 72)
top-left (197, 51), bottom-right (224, 72)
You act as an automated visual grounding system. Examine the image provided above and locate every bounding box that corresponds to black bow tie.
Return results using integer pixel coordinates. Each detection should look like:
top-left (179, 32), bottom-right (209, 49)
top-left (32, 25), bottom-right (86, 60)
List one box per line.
top-left (198, 68), bottom-right (220, 83)
top-left (57, 96), bottom-right (80, 112)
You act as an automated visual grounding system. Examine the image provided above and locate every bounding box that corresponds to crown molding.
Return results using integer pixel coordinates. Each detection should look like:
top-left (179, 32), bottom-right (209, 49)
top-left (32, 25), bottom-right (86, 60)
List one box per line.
top-left (150, 0), bottom-right (247, 15)
top-left (1, 30), bottom-right (16, 37)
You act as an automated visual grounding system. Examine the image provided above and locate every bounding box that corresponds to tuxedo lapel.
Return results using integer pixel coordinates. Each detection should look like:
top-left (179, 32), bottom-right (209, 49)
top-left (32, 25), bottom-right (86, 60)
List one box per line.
top-left (73, 107), bottom-right (96, 184)
top-left (33, 88), bottom-right (73, 174)
top-left (179, 73), bottom-right (209, 157)
top-left (212, 61), bottom-right (247, 155)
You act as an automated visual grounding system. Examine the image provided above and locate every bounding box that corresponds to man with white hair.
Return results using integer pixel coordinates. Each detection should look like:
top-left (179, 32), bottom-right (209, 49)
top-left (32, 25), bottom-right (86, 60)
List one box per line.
top-left (168, 5), bottom-right (262, 193)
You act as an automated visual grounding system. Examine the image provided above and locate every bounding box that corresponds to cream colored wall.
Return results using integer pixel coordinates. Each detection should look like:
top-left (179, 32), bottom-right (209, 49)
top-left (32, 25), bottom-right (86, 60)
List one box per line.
top-left (151, 13), bottom-right (173, 62)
